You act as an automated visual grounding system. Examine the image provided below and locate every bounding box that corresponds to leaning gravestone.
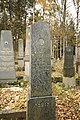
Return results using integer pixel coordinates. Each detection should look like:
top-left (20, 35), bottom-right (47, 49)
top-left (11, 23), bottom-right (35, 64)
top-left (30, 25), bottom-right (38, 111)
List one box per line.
top-left (63, 46), bottom-right (75, 87)
top-left (27, 20), bottom-right (56, 120)
top-left (0, 30), bottom-right (16, 82)
top-left (18, 38), bottom-right (24, 68)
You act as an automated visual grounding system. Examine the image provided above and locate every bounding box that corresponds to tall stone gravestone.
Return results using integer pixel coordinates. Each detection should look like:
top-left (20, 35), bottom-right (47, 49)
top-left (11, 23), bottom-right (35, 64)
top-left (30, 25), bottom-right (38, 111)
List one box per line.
top-left (24, 27), bottom-right (30, 81)
top-left (0, 30), bottom-right (16, 82)
top-left (27, 20), bottom-right (56, 120)
top-left (18, 39), bottom-right (24, 68)
top-left (77, 43), bottom-right (80, 77)
top-left (63, 46), bottom-right (75, 87)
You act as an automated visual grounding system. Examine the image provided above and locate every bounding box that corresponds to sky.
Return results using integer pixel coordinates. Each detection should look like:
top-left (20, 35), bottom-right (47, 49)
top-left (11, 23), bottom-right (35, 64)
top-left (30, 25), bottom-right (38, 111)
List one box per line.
top-left (58, 0), bottom-right (77, 17)
top-left (34, 0), bottom-right (80, 30)
top-left (57, 0), bottom-right (80, 30)
top-left (35, 0), bottom-right (77, 21)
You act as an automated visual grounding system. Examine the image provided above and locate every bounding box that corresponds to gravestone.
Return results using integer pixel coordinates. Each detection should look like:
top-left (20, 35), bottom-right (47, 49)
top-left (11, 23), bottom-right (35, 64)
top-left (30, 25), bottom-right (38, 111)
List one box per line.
top-left (24, 27), bottom-right (30, 81)
top-left (27, 20), bottom-right (56, 120)
top-left (63, 46), bottom-right (76, 87)
top-left (77, 43), bottom-right (80, 77)
top-left (0, 30), bottom-right (16, 82)
top-left (18, 39), bottom-right (24, 68)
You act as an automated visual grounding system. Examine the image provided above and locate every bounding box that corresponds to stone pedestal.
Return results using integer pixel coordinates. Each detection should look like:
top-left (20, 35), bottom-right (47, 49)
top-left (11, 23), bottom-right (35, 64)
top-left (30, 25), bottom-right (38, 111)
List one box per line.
top-left (18, 58), bottom-right (24, 68)
top-left (28, 96), bottom-right (56, 120)
top-left (24, 60), bottom-right (30, 81)
top-left (63, 77), bottom-right (76, 87)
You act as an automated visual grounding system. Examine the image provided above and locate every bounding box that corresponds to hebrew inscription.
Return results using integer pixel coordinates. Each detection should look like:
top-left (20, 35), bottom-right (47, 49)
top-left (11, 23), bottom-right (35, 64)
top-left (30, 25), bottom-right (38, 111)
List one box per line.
top-left (28, 20), bottom-right (56, 120)
top-left (30, 20), bottom-right (52, 97)
top-left (28, 96), bottom-right (56, 120)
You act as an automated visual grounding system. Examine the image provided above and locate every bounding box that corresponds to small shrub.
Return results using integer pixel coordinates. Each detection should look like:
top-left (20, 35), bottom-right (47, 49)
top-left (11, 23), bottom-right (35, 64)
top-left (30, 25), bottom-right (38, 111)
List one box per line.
top-left (16, 67), bottom-right (24, 71)
top-left (52, 76), bottom-right (63, 83)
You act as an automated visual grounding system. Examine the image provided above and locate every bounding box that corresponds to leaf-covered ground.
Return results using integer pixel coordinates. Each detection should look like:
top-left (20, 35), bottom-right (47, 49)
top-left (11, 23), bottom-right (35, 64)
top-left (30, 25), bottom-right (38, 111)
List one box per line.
top-left (53, 83), bottom-right (80, 120)
top-left (0, 87), bottom-right (28, 113)
top-left (0, 60), bottom-right (80, 119)
top-left (0, 84), bottom-right (80, 120)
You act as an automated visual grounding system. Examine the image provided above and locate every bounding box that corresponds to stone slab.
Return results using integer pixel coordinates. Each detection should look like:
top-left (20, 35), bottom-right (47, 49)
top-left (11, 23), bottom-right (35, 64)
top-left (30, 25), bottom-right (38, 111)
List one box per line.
top-left (18, 60), bottom-right (24, 68)
top-left (24, 27), bottom-right (30, 80)
top-left (30, 20), bottom-right (52, 97)
top-left (24, 62), bottom-right (30, 81)
top-left (18, 39), bottom-right (24, 58)
top-left (0, 30), bottom-right (16, 82)
top-left (18, 39), bottom-right (24, 67)
top-left (25, 27), bottom-right (30, 59)
top-left (28, 96), bottom-right (56, 120)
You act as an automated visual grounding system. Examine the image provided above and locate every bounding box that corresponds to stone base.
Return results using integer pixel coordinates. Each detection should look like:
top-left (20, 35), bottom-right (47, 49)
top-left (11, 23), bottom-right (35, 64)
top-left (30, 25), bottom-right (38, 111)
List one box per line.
top-left (18, 60), bottom-right (24, 68)
top-left (24, 75), bottom-right (29, 81)
top-left (27, 96), bottom-right (56, 120)
top-left (51, 58), bottom-right (54, 66)
top-left (0, 79), bottom-right (16, 83)
top-left (25, 62), bottom-right (30, 76)
top-left (63, 77), bottom-right (76, 87)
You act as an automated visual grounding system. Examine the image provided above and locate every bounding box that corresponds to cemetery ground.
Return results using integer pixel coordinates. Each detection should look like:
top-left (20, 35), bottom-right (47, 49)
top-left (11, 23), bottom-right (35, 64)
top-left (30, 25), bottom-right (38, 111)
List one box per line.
top-left (0, 60), bottom-right (80, 120)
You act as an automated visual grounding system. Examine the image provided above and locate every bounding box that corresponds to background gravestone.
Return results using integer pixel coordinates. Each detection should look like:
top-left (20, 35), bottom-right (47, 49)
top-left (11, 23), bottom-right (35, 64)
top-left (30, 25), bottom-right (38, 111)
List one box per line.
top-left (63, 46), bottom-right (75, 87)
top-left (63, 46), bottom-right (75, 77)
top-left (27, 20), bottom-right (56, 120)
top-left (0, 30), bottom-right (16, 82)
top-left (76, 43), bottom-right (80, 77)
top-left (18, 39), bottom-right (24, 68)
top-left (24, 27), bottom-right (30, 81)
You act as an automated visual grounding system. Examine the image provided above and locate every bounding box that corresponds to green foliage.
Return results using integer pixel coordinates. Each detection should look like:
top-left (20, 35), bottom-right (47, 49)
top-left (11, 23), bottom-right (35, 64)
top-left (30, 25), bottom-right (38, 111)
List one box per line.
top-left (52, 77), bottom-right (63, 83)
top-left (0, 0), bottom-right (27, 41)
top-left (28, 0), bottom-right (35, 4)
top-left (0, 0), bottom-right (79, 52)
top-left (19, 80), bottom-right (29, 87)
top-left (55, 82), bottom-right (64, 95)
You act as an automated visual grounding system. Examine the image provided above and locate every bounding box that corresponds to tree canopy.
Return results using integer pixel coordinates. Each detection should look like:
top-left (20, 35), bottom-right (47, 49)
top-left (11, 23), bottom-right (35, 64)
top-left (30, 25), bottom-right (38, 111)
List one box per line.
top-left (0, 0), bottom-right (80, 46)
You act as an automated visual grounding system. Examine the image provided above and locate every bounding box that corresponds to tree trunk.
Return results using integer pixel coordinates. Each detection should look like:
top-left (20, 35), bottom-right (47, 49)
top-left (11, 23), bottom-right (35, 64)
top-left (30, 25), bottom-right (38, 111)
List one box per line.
top-left (63, 0), bottom-right (67, 59)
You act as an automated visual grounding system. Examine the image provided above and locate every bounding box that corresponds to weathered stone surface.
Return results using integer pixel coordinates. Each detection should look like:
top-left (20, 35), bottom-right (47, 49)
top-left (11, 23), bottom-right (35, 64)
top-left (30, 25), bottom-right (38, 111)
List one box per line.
top-left (27, 21), bottom-right (56, 120)
top-left (63, 46), bottom-right (75, 77)
top-left (63, 77), bottom-right (76, 87)
top-left (25, 27), bottom-right (30, 61)
top-left (30, 20), bottom-right (52, 97)
top-left (18, 39), bottom-right (24, 67)
top-left (24, 27), bottom-right (30, 81)
top-left (18, 39), bottom-right (24, 58)
top-left (28, 96), bottom-right (56, 120)
top-left (77, 43), bottom-right (80, 77)
top-left (0, 30), bottom-right (16, 82)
